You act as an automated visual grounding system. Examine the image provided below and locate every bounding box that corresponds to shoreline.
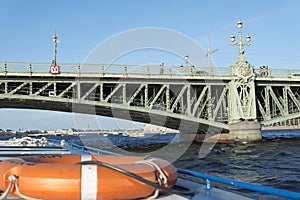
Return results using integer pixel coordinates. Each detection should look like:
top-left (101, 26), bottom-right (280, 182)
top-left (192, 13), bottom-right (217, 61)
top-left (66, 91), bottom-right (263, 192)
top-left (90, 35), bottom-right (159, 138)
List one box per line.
top-left (261, 125), bottom-right (300, 131)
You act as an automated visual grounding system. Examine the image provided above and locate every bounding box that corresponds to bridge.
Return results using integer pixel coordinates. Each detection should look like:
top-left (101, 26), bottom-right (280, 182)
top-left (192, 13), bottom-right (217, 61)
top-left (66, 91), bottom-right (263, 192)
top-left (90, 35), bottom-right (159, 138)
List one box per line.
top-left (1, 21), bottom-right (300, 141)
top-left (1, 60), bottom-right (300, 140)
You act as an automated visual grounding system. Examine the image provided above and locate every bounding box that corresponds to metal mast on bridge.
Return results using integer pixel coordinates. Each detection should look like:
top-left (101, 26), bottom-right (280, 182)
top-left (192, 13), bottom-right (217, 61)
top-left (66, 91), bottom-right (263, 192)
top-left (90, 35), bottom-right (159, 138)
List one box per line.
top-left (50, 27), bottom-right (60, 75)
top-left (53, 28), bottom-right (58, 66)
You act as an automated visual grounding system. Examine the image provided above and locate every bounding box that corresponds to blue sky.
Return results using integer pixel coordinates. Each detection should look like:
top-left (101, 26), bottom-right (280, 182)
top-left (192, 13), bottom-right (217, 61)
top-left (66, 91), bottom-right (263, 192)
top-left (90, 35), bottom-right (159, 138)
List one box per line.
top-left (0, 0), bottom-right (299, 130)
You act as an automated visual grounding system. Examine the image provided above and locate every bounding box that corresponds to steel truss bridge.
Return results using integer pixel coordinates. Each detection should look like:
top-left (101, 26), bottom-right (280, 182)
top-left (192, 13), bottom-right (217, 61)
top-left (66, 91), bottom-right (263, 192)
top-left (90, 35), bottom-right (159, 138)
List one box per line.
top-left (1, 62), bottom-right (300, 134)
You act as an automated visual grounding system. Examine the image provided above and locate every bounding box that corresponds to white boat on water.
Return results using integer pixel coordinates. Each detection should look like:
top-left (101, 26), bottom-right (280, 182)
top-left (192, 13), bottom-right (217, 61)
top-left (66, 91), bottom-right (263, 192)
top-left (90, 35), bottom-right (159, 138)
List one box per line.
top-left (0, 137), bottom-right (299, 200)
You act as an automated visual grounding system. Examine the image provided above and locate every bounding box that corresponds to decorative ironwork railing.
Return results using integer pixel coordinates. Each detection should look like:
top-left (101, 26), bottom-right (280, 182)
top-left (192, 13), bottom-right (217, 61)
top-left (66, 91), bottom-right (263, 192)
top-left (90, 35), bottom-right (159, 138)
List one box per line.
top-left (0, 62), bottom-right (297, 78)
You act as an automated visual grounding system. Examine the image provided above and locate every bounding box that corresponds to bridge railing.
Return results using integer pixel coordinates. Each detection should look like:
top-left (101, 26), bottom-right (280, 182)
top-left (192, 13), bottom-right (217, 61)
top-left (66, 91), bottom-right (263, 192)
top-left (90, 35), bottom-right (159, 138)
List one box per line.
top-left (0, 62), bottom-right (299, 78)
top-left (0, 62), bottom-right (233, 77)
top-left (254, 67), bottom-right (300, 78)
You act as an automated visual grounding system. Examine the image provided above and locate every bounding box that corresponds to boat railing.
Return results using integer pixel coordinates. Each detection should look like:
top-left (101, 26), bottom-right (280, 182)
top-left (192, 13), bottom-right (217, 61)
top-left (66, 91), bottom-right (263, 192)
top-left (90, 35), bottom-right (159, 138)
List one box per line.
top-left (48, 139), bottom-right (122, 156)
top-left (177, 168), bottom-right (300, 200)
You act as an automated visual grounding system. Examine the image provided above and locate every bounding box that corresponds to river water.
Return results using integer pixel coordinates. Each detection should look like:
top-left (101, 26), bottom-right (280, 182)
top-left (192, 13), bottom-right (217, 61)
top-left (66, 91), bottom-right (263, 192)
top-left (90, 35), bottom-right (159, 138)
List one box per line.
top-left (174, 134), bottom-right (300, 199)
top-left (42, 130), bottom-right (300, 199)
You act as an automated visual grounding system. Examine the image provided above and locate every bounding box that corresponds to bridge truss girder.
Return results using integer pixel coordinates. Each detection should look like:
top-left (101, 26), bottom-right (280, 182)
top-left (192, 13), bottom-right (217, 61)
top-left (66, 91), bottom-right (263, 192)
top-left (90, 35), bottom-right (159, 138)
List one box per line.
top-left (0, 76), bottom-right (228, 133)
top-left (2, 75), bottom-right (300, 131)
top-left (256, 83), bottom-right (300, 126)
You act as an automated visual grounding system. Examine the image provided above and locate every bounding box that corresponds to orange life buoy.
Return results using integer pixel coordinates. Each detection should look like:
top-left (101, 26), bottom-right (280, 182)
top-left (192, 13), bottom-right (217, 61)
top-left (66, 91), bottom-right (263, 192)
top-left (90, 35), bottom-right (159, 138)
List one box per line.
top-left (0, 155), bottom-right (177, 200)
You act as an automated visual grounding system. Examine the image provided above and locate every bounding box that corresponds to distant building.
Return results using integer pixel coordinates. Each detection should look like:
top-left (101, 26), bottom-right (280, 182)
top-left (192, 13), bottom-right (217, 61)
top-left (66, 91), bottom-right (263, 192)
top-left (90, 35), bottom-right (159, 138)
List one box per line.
top-left (143, 124), bottom-right (180, 134)
top-left (47, 130), bottom-right (56, 135)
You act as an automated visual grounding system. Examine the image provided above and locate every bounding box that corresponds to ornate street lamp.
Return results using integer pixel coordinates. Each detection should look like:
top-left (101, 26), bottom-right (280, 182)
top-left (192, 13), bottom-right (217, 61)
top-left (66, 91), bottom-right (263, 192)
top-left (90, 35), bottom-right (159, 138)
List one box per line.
top-left (230, 19), bottom-right (251, 60)
top-left (184, 54), bottom-right (189, 66)
top-left (184, 54), bottom-right (190, 74)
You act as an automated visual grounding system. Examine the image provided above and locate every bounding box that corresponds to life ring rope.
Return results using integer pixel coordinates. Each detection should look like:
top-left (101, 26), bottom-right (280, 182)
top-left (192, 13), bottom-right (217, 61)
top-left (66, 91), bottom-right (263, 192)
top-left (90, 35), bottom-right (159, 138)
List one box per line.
top-left (0, 176), bottom-right (13, 200)
top-left (135, 158), bottom-right (168, 199)
top-left (78, 160), bottom-right (194, 196)
top-left (136, 159), bottom-right (168, 184)
top-left (0, 174), bottom-right (42, 200)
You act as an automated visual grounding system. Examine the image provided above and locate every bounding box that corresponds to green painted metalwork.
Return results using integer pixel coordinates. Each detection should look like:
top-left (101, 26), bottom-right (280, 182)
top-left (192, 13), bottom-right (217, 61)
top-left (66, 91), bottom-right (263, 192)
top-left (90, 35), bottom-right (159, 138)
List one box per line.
top-left (228, 20), bottom-right (257, 124)
top-left (0, 61), bottom-right (300, 132)
top-left (1, 61), bottom-right (300, 79)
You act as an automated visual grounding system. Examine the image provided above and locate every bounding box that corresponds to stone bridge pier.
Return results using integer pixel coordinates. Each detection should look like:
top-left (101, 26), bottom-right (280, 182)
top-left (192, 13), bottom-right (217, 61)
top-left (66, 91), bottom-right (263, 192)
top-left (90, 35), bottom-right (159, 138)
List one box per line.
top-left (228, 121), bottom-right (262, 142)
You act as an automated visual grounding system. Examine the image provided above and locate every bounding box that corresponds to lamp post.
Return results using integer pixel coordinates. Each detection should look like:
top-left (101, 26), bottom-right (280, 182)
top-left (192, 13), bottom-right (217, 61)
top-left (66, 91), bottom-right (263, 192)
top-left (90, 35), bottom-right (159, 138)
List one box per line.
top-left (230, 19), bottom-right (251, 60)
top-left (184, 54), bottom-right (189, 74)
top-left (184, 54), bottom-right (189, 66)
top-left (227, 20), bottom-right (261, 142)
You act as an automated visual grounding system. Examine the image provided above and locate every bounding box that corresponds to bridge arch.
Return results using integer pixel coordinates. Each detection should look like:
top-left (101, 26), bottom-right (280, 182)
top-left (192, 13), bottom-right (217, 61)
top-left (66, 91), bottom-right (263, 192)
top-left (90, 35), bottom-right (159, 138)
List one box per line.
top-left (0, 94), bottom-right (225, 134)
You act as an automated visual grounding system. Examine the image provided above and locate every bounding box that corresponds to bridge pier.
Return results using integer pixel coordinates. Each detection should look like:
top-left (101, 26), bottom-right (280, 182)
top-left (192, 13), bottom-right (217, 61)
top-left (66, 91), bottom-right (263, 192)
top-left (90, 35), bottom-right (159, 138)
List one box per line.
top-left (228, 121), bottom-right (262, 142)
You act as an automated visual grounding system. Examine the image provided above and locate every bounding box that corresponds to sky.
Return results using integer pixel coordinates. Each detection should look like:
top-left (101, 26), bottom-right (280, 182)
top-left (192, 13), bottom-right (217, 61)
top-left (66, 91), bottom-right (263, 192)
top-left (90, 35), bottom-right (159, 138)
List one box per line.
top-left (0, 0), bottom-right (299, 130)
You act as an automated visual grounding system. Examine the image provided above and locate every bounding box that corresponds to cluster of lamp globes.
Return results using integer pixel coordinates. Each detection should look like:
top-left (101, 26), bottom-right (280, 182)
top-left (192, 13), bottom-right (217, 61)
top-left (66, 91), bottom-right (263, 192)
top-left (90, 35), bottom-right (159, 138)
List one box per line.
top-left (230, 19), bottom-right (251, 46)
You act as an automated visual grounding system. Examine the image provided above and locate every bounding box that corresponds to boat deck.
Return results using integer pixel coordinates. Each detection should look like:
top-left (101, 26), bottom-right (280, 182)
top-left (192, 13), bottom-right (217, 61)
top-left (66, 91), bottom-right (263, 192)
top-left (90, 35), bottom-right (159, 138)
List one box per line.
top-left (158, 178), bottom-right (251, 200)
